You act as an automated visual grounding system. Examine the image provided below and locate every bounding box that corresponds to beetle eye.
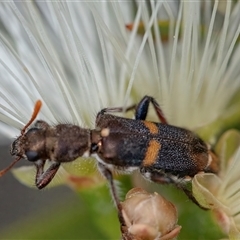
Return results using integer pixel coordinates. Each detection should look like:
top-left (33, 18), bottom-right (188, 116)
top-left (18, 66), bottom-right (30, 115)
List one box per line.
top-left (25, 151), bottom-right (39, 162)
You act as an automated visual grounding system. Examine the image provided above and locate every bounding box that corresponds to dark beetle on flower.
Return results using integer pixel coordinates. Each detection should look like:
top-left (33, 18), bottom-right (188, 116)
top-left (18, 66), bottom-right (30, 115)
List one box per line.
top-left (0, 96), bottom-right (219, 233)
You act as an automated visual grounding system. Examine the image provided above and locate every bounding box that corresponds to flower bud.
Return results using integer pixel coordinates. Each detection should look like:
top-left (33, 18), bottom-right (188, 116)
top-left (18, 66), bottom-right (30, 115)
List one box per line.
top-left (121, 188), bottom-right (181, 240)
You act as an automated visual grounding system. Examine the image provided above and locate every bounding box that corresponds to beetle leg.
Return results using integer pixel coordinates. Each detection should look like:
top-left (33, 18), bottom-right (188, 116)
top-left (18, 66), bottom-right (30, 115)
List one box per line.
top-left (140, 168), bottom-right (208, 210)
top-left (135, 95), bottom-right (168, 124)
top-left (35, 159), bottom-right (45, 181)
top-left (178, 185), bottom-right (208, 210)
top-left (97, 96), bottom-right (167, 124)
top-left (34, 160), bottom-right (60, 189)
top-left (97, 162), bottom-right (127, 234)
top-left (98, 104), bottom-right (136, 115)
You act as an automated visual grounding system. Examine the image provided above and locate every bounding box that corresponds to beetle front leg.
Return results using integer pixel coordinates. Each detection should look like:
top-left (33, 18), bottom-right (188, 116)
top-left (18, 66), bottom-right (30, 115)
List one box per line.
top-left (34, 160), bottom-right (60, 189)
top-left (135, 95), bottom-right (168, 123)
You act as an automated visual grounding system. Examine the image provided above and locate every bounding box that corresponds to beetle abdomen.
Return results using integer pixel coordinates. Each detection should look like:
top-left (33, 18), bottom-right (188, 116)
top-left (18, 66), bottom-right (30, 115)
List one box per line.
top-left (147, 138), bottom-right (209, 177)
top-left (98, 119), bottom-right (209, 176)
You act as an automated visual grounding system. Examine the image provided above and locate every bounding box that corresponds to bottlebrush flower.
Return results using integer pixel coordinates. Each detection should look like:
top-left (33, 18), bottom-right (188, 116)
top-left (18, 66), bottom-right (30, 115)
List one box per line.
top-left (0, 2), bottom-right (239, 239)
top-left (193, 130), bottom-right (240, 238)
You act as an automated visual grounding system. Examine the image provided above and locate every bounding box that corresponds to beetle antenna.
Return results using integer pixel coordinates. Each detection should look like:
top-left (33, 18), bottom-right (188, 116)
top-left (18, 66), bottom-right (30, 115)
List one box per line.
top-left (0, 100), bottom-right (42, 177)
top-left (0, 156), bottom-right (21, 177)
top-left (21, 100), bottom-right (42, 135)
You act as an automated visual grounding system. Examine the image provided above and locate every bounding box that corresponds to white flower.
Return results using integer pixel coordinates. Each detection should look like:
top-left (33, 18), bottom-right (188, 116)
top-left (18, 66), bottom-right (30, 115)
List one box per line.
top-left (193, 130), bottom-right (240, 238)
top-left (0, 1), bottom-right (239, 238)
top-left (0, 1), bottom-right (239, 139)
top-left (0, 0), bottom-right (239, 193)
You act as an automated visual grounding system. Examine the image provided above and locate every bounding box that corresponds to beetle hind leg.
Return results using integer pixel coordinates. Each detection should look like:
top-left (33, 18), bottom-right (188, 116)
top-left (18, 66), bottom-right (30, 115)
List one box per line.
top-left (97, 95), bottom-right (167, 124)
top-left (140, 168), bottom-right (208, 210)
top-left (135, 95), bottom-right (168, 123)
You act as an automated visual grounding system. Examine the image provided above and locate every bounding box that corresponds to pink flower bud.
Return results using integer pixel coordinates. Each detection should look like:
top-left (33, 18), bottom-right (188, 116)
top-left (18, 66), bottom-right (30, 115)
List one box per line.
top-left (121, 188), bottom-right (181, 240)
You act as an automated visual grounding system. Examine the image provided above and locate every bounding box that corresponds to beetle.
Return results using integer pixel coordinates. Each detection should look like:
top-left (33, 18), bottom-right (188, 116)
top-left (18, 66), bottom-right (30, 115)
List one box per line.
top-left (0, 96), bottom-right (219, 232)
top-left (93, 96), bottom-right (219, 212)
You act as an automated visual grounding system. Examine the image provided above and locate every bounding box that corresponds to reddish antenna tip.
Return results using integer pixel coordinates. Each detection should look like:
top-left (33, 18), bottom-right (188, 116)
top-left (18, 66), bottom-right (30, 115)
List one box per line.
top-left (21, 100), bottom-right (42, 135)
top-left (0, 100), bottom-right (43, 178)
top-left (35, 100), bottom-right (42, 110)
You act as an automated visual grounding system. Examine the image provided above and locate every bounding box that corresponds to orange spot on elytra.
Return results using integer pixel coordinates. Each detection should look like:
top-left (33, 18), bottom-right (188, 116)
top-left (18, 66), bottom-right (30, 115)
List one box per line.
top-left (142, 140), bottom-right (161, 166)
top-left (143, 121), bottom-right (159, 134)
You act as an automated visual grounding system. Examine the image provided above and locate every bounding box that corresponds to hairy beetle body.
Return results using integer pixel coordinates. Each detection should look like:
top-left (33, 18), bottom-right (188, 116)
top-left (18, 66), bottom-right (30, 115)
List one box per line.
top-left (95, 113), bottom-right (217, 181)
top-left (1, 96), bottom-right (219, 231)
top-left (12, 122), bottom-right (91, 164)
